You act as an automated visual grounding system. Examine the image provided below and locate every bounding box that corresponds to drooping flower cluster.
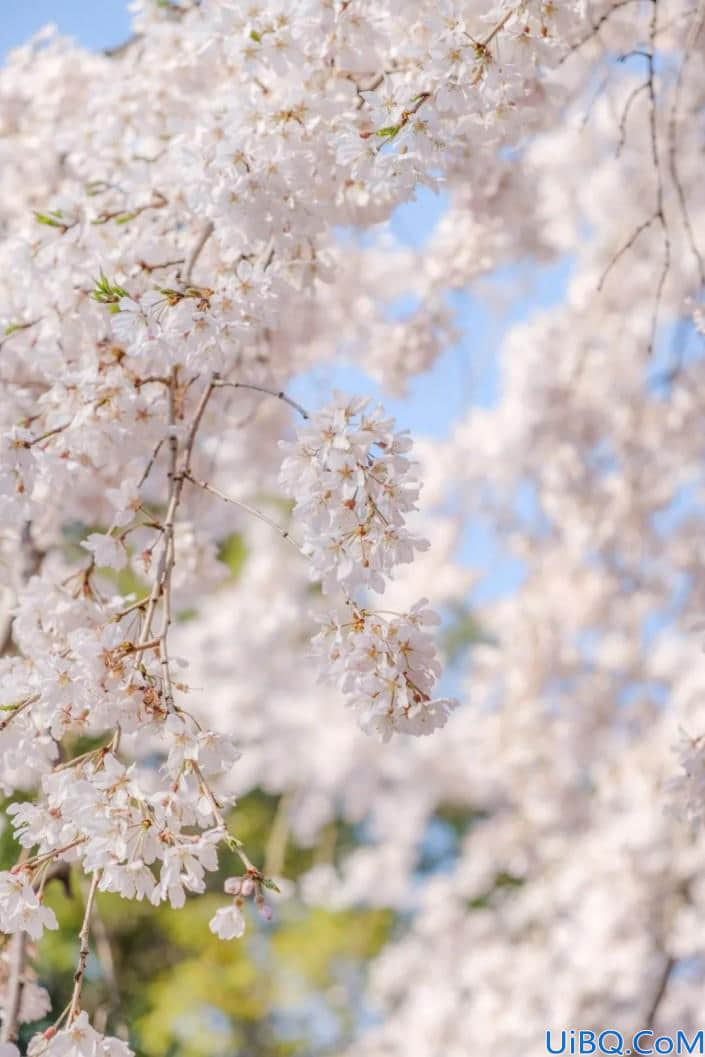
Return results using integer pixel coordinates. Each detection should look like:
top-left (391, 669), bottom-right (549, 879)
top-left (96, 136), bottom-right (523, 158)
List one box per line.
top-left (0, 941), bottom-right (51, 1028)
top-left (280, 397), bottom-right (457, 735)
top-left (3, 738), bottom-right (238, 918)
top-left (209, 872), bottom-right (274, 940)
top-left (279, 394), bottom-right (429, 595)
top-left (22, 1012), bottom-right (132, 1057)
top-left (0, 873), bottom-right (58, 941)
top-left (311, 600), bottom-right (457, 741)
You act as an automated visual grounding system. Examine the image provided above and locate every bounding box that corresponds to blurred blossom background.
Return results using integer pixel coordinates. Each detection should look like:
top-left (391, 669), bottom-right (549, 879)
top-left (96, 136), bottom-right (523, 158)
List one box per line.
top-left (2, 2), bottom-right (705, 1056)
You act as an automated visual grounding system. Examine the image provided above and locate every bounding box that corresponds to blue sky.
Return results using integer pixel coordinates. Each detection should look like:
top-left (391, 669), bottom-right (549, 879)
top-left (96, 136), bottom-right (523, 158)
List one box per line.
top-left (0, 1), bottom-right (131, 56)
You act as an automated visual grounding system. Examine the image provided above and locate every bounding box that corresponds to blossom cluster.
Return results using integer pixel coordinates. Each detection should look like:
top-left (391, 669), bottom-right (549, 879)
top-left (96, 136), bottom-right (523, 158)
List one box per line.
top-left (279, 394), bottom-right (429, 595)
top-left (311, 600), bottom-right (457, 741)
top-left (279, 398), bottom-right (457, 735)
top-left (0, 873), bottom-right (58, 942)
top-left (0, 1012), bottom-right (133, 1057)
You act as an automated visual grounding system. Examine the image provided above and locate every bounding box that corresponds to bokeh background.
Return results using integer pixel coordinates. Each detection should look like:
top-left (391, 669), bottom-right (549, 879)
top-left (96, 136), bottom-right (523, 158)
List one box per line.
top-left (3, 4), bottom-right (705, 1057)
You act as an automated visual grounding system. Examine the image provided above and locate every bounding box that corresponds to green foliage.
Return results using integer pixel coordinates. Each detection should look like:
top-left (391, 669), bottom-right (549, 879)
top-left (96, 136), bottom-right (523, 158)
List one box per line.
top-left (272, 906), bottom-right (393, 989)
top-left (23, 791), bottom-right (394, 1057)
top-left (434, 801), bottom-right (488, 837)
top-left (33, 210), bottom-right (65, 228)
top-left (92, 273), bottom-right (130, 309)
top-left (466, 871), bottom-right (525, 910)
top-left (217, 533), bottom-right (247, 579)
top-left (441, 603), bottom-right (495, 664)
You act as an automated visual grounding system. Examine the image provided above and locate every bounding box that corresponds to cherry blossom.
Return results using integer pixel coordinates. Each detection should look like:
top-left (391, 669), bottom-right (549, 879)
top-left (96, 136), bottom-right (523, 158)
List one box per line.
top-left (1, 0), bottom-right (704, 1052)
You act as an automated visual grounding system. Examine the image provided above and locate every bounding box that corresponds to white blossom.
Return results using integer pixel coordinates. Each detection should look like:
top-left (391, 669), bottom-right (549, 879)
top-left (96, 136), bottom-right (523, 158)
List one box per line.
top-left (0, 871), bottom-right (59, 940)
top-left (280, 394), bottom-right (429, 594)
top-left (209, 904), bottom-right (246, 940)
top-left (312, 600), bottom-right (458, 740)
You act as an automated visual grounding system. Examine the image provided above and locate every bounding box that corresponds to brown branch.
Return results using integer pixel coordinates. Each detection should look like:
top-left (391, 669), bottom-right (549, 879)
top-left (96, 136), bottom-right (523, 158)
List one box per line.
top-left (0, 848), bottom-right (31, 1044)
top-left (213, 379), bottom-right (309, 420)
top-left (666, 6), bottom-right (705, 286)
top-left (183, 221), bottom-right (214, 285)
top-left (80, 876), bottom-right (128, 1039)
top-left (558, 0), bottom-right (643, 65)
top-left (616, 81), bottom-right (649, 156)
top-left (644, 0), bottom-right (671, 355)
top-left (0, 932), bottom-right (26, 1043)
top-left (597, 211), bottom-right (658, 291)
top-left (644, 954), bottom-right (675, 1026)
top-left (67, 871), bottom-right (101, 1023)
top-left (91, 191), bottom-right (167, 226)
top-left (190, 762), bottom-right (258, 876)
top-left (184, 473), bottom-right (301, 550)
top-left (0, 320), bottom-right (40, 351)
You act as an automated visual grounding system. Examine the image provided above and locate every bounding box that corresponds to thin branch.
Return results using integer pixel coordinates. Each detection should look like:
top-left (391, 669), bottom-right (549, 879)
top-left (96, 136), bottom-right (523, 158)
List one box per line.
top-left (213, 379), bottom-right (309, 420)
top-left (0, 932), bottom-right (26, 1043)
top-left (597, 211), bottom-right (658, 291)
top-left (81, 875), bottom-right (128, 1039)
top-left (103, 34), bottom-right (142, 58)
top-left (138, 436), bottom-right (165, 488)
top-left (481, 8), bottom-right (513, 47)
top-left (558, 0), bottom-right (642, 65)
top-left (666, 6), bottom-right (705, 285)
top-left (184, 473), bottom-right (301, 550)
top-left (91, 191), bottom-right (167, 226)
top-left (131, 377), bottom-right (216, 663)
top-left (645, 0), bottom-right (671, 355)
top-left (644, 954), bottom-right (675, 1026)
top-left (0, 694), bottom-right (39, 734)
top-left (68, 871), bottom-right (101, 1023)
top-left (137, 257), bottom-right (185, 274)
top-left (0, 320), bottom-right (40, 351)
top-left (190, 762), bottom-right (258, 875)
top-left (616, 81), bottom-right (649, 156)
top-left (183, 220), bottom-right (214, 285)
top-left (158, 370), bottom-right (179, 714)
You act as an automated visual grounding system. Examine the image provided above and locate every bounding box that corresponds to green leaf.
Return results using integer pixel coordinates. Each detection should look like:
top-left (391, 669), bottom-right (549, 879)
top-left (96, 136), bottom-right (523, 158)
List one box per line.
top-left (33, 211), bottom-right (64, 228)
top-left (376, 124), bottom-right (401, 138)
top-left (442, 604), bottom-right (494, 664)
top-left (92, 272), bottom-right (130, 305)
top-left (218, 533), bottom-right (247, 579)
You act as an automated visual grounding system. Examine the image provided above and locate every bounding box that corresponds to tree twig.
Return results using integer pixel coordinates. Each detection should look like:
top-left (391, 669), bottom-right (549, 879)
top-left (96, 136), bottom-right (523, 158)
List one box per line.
top-left (184, 473), bottom-right (301, 550)
top-left (0, 932), bottom-right (26, 1043)
top-left (213, 379), bottom-right (309, 420)
top-left (183, 221), bottom-right (214, 285)
top-left (68, 871), bottom-right (102, 1023)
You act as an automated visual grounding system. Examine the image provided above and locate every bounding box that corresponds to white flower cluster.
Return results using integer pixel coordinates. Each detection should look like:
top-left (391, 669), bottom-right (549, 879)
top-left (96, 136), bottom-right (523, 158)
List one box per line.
top-left (0, 871), bottom-right (58, 940)
top-left (281, 398), bottom-right (458, 737)
top-left (0, 941), bottom-right (51, 1027)
top-left (208, 872), bottom-right (274, 941)
top-left (12, 1012), bottom-right (133, 1057)
top-left (312, 600), bottom-right (457, 741)
top-left (667, 731), bottom-right (705, 827)
top-left (4, 741), bottom-right (238, 919)
top-left (279, 394), bottom-right (429, 594)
